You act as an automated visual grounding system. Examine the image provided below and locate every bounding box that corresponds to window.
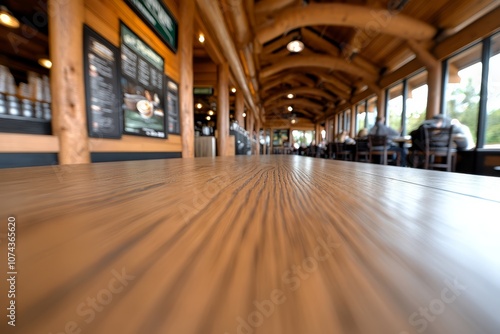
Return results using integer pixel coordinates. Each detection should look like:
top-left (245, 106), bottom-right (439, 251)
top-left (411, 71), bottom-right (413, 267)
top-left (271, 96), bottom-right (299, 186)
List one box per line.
top-left (485, 32), bottom-right (500, 148)
top-left (387, 83), bottom-right (403, 132)
top-left (344, 109), bottom-right (351, 133)
top-left (406, 71), bottom-right (428, 133)
top-left (367, 96), bottom-right (377, 129)
top-left (356, 101), bottom-right (366, 133)
top-left (292, 130), bottom-right (315, 146)
top-left (445, 43), bottom-right (482, 149)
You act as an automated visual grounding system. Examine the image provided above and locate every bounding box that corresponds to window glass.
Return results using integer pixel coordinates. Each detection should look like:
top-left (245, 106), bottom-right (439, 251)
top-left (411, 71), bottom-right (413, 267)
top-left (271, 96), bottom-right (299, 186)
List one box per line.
top-left (406, 71), bottom-right (428, 133)
top-left (367, 96), bottom-right (377, 129)
top-left (387, 83), bottom-right (403, 133)
top-left (345, 109), bottom-right (351, 133)
top-left (356, 102), bottom-right (366, 133)
top-left (446, 44), bottom-right (482, 149)
top-left (486, 33), bottom-right (500, 148)
top-left (292, 130), bottom-right (315, 146)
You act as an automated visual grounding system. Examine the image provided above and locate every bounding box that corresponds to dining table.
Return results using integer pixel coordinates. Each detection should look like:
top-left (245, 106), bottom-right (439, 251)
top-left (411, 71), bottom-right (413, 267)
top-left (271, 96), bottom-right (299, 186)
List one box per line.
top-left (0, 155), bottom-right (499, 334)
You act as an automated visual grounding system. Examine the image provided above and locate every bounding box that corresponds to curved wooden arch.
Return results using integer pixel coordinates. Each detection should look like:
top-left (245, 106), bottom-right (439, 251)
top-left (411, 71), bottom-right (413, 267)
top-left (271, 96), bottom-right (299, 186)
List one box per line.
top-left (261, 73), bottom-right (316, 92)
top-left (265, 98), bottom-right (324, 113)
top-left (259, 55), bottom-right (378, 83)
top-left (263, 87), bottom-right (336, 105)
top-left (256, 4), bottom-right (437, 45)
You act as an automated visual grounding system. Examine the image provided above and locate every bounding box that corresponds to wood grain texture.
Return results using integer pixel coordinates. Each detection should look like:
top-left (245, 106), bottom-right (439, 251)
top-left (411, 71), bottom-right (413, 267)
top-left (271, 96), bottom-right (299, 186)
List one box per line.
top-left (0, 156), bottom-right (499, 334)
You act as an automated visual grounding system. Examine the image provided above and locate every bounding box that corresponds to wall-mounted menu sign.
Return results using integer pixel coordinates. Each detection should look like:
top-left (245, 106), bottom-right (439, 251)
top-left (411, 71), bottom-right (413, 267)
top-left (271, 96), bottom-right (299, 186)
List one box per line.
top-left (120, 23), bottom-right (166, 139)
top-left (124, 0), bottom-right (177, 53)
top-left (165, 76), bottom-right (180, 134)
top-left (84, 25), bottom-right (122, 139)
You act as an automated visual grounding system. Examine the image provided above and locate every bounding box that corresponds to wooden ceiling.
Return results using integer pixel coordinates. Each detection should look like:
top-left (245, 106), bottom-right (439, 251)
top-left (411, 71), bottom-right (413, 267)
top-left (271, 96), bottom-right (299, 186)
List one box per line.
top-left (194, 0), bottom-right (500, 124)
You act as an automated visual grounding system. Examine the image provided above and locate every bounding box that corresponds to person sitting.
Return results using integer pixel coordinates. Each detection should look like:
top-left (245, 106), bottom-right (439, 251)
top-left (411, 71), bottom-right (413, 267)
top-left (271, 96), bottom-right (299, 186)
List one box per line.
top-left (369, 116), bottom-right (406, 166)
top-left (357, 128), bottom-right (369, 139)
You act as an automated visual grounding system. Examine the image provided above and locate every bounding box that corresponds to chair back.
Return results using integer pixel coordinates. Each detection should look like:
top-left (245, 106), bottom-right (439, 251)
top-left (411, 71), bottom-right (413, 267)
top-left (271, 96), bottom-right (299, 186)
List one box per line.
top-left (368, 135), bottom-right (388, 148)
top-left (424, 126), bottom-right (454, 150)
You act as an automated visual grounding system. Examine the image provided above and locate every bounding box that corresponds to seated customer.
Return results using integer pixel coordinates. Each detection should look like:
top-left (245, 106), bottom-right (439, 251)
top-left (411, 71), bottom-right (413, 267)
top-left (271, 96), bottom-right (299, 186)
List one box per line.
top-left (369, 116), bottom-right (406, 166)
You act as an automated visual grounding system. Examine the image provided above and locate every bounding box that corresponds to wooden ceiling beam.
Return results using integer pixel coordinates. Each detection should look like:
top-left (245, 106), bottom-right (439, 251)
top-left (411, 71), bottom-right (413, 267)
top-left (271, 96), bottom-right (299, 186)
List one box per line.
top-left (265, 87), bottom-right (336, 104)
top-left (259, 55), bottom-right (378, 83)
top-left (256, 4), bottom-right (437, 45)
top-left (265, 98), bottom-right (323, 113)
top-left (255, 0), bottom-right (296, 15)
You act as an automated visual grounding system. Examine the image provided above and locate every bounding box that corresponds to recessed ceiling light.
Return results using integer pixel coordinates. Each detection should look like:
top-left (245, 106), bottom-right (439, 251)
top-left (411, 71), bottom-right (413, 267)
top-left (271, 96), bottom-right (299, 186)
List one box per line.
top-left (287, 93), bottom-right (294, 99)
top-left (287, 106), bottom-right (293, 112)
top-left (242, 112), bottom-right (246, 118)
top-left (291, 119), bottom-right (296, 124)
top-left (198, 33), bottom-right (205, 43)
top-left (231, 87), bottom-right (236, 93)
top-left (208, 110), bottom-right (214, 116)
top-left (196, 103), bottom-right (202, 109)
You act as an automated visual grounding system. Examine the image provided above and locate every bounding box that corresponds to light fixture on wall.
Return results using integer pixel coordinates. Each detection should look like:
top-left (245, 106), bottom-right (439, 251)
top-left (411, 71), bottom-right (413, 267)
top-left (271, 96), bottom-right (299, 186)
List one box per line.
top-left (196, 103), bottom-right (202, 109)
top-left (0, 6), bottom-right (20, 29)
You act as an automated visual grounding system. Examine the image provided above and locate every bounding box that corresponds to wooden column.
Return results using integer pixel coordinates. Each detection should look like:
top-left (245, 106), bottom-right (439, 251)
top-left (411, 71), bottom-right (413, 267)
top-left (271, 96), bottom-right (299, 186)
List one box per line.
top-left (315, 123), bottom-right (321, 144)
top-left (235, 89), bottom-right (245, 128)
top-left (426, 63), bottom-right (442, 119)
top-left (217, 63), bottom-right (230, 156)
top-left (376, 90), bottom-right (385, 120)
top-left (333, 114), bottom-right (338, 139)
top-left (179, 0), bottom-right (195, 157)
top-left (248, 111), bottom-right (255, 154)
top-left (350, 104), bottom-right (357, 137)
top-left (255, 116), bottom-right (261, 155)
top-left (407, 40), bottom-right (442, 120)
top-left (49, 0), bottom-right (89, 165)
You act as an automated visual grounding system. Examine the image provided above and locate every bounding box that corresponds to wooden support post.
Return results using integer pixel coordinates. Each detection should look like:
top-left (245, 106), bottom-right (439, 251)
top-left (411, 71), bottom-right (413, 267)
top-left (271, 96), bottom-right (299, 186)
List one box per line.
top-left (350, 104), bottom-right (357, 137)
top-left (426, 63), bottom-right (442, 119)
top-left (235, 90), bottom-right (245, 128)
top-left (407, 40), bottom-right (442, 119)
top-left (248, 111), bottom-right (255, 154)
top-left (255, 117), bottom-right (261, 155)
top-left (217, 63), bottom-right (230, 156)
top-left (49, 0), bottom-right (89, 165)
top-left (315, 123), bottom-right (321, 144)
top-left (333, 114), bottom-right (338, 139)
top-left (376, 90), bottom-right (385, 120)
top-left (179, 0), bottom-right (195, 157)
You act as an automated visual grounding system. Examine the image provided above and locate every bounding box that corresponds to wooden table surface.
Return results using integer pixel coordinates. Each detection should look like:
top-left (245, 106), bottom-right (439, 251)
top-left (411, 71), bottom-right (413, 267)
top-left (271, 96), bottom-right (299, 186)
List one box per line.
top-left (1, 156), bottom-right (499, 334)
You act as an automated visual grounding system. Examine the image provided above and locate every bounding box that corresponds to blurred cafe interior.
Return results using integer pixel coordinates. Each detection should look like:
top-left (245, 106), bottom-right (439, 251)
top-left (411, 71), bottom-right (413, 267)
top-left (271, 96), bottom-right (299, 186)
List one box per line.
top-left (0, 1), bottom-right (500, 334)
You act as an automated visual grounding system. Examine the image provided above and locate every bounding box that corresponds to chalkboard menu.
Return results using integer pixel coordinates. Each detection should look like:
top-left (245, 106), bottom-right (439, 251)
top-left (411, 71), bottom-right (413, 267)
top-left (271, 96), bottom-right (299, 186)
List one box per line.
top-left (120, 23), bottom-right (166, 138)
top-left (84, 26), bottom-right (122, 138)
top-left (165, 76), bottom-right (180, 134)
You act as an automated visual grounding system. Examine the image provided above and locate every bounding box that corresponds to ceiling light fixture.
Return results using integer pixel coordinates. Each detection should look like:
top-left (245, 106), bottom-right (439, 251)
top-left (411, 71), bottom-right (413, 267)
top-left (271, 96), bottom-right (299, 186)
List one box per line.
top-left (38, 57), bottom-right (52, 69)
top-left (291, 119), bottom-right (297, 124)
top-left (208, 110), bottom-right (214, 116)
top-left (196, 103), bottom-right (202, 109)
top-left (231, 87), bottom-right (236, 93)
top-left (0, 6), bottom-right (20, 29)
top-left (198, 33), bottom-right (205, 43)
top-left (242, 112), bottom-right (246, 118)
top-left (287, 106), bottom-right (293, 112)
top-left (206, 116), bottom-right (211, 121)
top-left (287, 93), bottom-right (294, 99)
top-left (287, 39), bottom-right (304, 53)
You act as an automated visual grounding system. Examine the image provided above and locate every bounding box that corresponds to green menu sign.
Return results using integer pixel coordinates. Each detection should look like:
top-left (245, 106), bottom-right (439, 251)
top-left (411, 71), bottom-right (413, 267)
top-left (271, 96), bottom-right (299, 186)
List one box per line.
top-left (124, 0), bottom-right (177, 53)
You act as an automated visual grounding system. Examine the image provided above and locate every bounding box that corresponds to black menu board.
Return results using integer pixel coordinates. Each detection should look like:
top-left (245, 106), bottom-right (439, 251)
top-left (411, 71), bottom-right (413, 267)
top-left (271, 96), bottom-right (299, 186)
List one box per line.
top-left (165, 76), bottom-right (180, 134)
top-left (84, 26), bottom-right (122, 139)
top-left (120, 23), bottom-right (166, 138)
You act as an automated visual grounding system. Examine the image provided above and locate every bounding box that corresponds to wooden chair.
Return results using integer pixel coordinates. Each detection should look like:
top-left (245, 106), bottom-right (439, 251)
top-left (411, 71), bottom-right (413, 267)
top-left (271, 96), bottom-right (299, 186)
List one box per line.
top-left (423, 126), bottom-right (457, 171)
top-left (335, 142), bottom-right (353, 161)
top-left (368, 135), bottom-right (400, 165)
top-left (355, 139), bottom-right (370, 162)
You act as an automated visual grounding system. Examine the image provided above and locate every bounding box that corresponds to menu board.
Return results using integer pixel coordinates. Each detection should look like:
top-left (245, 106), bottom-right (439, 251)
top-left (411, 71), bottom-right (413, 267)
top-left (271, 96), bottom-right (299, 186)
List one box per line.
top-left (120, 23), bottom-right (166, 138)
top-left (165, 76), bottom-right (180, 134)
top-left (84, 26), bottom-right (122, 138)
